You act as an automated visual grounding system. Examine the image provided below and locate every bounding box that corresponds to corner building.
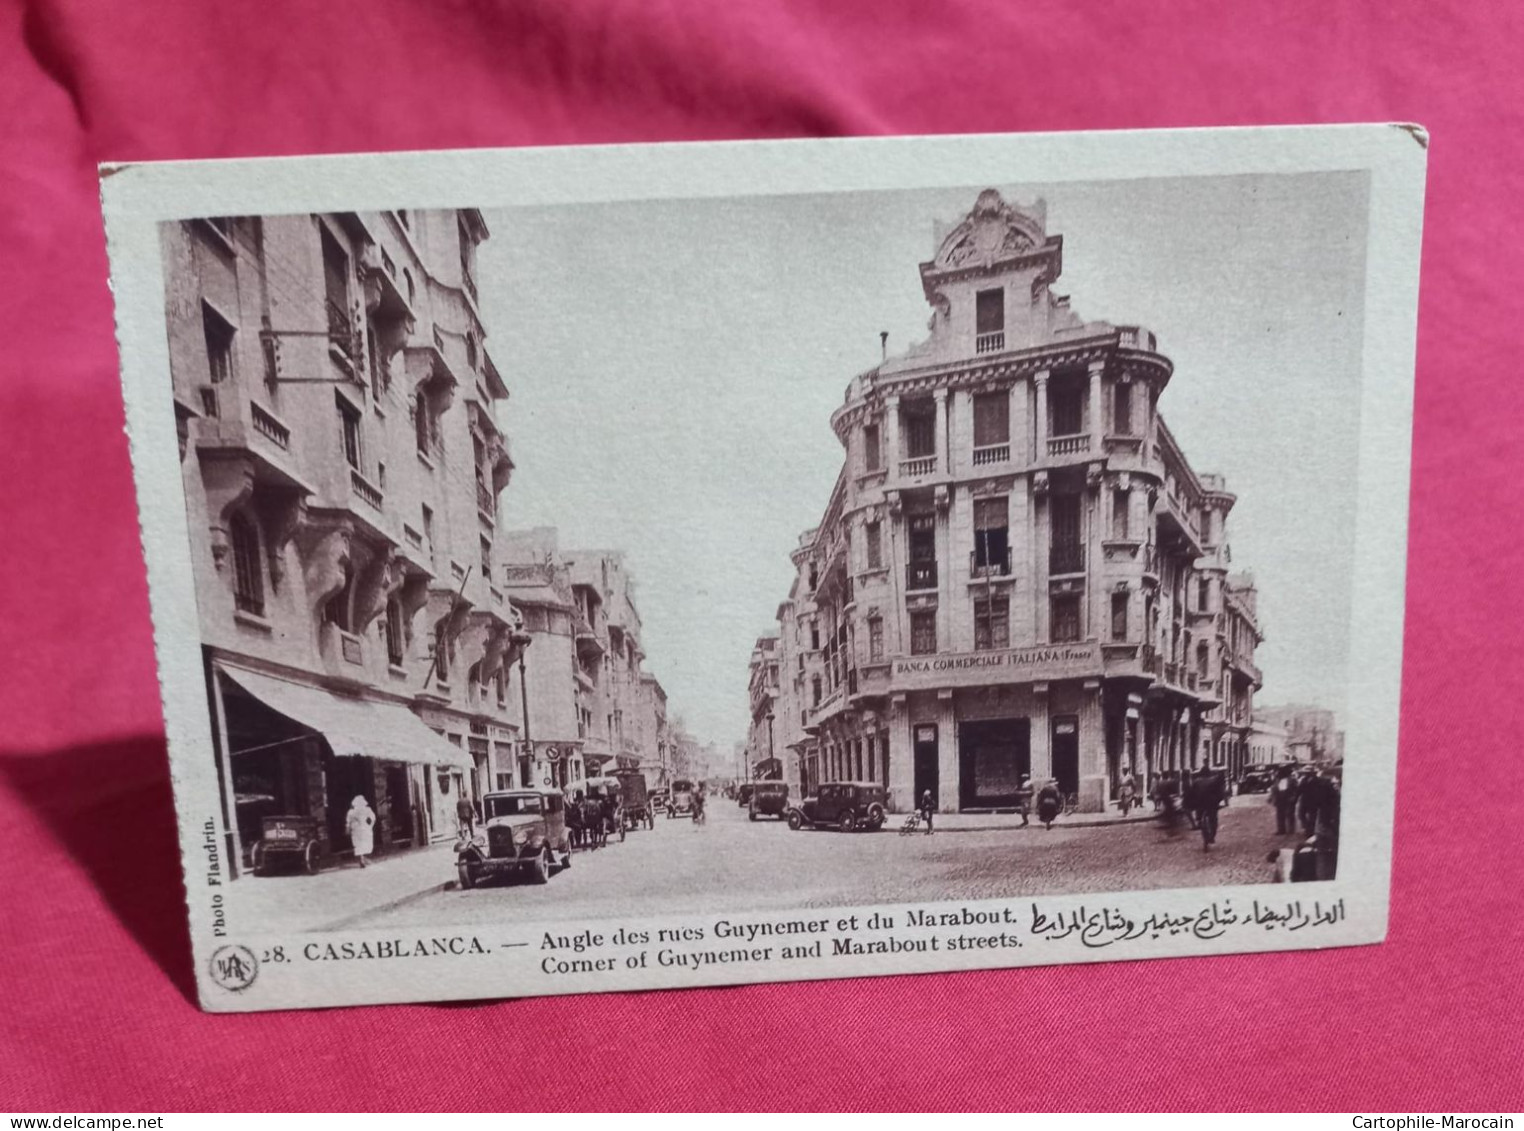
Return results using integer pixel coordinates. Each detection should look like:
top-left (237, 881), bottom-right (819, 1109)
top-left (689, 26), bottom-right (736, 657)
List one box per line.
top-left (778, 190), bottom-right (1263, 814)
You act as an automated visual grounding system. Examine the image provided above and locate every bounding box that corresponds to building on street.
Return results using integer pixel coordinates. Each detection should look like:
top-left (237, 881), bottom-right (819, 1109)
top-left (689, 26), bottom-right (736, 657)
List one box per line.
top-left (1254, 704), bottom-right (1343, 763)
top-left (759, 189), bottom-right (1265, 814)
top-left (745, 634), bottom-right (784, 781)
top-left (167, 208), bottom-right (525, 876)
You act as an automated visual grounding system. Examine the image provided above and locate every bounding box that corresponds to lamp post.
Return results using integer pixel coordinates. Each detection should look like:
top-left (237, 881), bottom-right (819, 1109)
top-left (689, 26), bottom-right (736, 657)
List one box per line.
top-left (512, 631), bottom-right (533, 789)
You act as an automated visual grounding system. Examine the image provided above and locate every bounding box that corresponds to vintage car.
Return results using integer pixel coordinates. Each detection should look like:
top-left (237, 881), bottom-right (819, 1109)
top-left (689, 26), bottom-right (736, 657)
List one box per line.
top-left (667, 778), bottom-right (696, 818)
top-left (250, 815), bottom-right (328, 875)
top-left (736, 783), bottom-right (756, 808)
top-left (786, 781), bottom-right (888, 832)
top-left (650, 788), bottom-right (670, 813)
top-left (613, 769), bottom-right (655, 830)
top-left (748, 780), bottom-right (790, 820)
top-left (455, 790), bottom-right (572, 888)
top-left (1236, 764), bottom-right (1279, 794)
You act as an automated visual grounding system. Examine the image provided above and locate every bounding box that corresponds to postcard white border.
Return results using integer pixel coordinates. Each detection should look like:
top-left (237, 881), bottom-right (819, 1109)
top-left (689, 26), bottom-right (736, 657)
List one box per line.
top-left (100, 125), bottom-right (1426, 1011)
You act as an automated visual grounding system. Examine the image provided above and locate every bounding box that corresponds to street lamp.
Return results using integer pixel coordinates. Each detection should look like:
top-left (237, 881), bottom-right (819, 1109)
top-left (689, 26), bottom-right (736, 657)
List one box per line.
top-left (511, 630), bottom-right (533, 789)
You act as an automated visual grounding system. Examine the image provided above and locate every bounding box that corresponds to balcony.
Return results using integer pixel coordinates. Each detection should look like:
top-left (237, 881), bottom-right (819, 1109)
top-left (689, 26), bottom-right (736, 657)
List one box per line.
top-left (349, 468), bottom-right (383, 512)
top-left (326, 298), bottom-right (358, 366)
top-left (1117, 325), bottom-right (1157, 352)
top-left (975, 331), bottom-right (1005, 355)
top-left (249, 402), bottom-right (290, 450)
top-left (971, 443), bottom-right (1010, 467)
top-left (1049, 542), bottom-right (1085, 575)
top-left (1047, 433), bottom-right (1089, 457)
top-left (969, 547), bottom-right (1012, 578)
top-left (1141, 645), bottom-right (1161, 676)
top-left (906, 561), bottom-right (938, 591)
top-left (900, 455), bottom-right (936, 478)
top-left (476, 480), bottom-right (495, 521)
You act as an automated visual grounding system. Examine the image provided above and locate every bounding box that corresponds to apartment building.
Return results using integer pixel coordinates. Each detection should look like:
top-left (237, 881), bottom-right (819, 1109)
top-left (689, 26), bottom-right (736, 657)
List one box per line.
top-left (167, 208), bottom-right (523, 875)
top-left (765, 189), bottom-right (1264, 813)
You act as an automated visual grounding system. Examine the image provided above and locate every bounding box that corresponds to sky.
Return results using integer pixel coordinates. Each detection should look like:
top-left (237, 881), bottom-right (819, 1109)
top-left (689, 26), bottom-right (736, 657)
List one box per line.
top-left (477, 170), bottom-right (1369, 750)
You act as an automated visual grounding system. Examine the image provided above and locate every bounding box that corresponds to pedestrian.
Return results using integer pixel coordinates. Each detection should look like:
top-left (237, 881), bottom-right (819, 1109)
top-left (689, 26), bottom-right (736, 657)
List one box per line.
top-left (1117, 767), bottom-right (1136, 815)
top-left (1015, 774), bottom-right (1034, 827)
top-left (918, 789), bottom-right (935, 835)
top-left (1036, 780), bottom-right (1063, 829)
top-left (346, 794), bottom-right (376, 868)
top-left (1271, 766), bottom-right (1299, 834)
top-left (567, 789), bottom-right (586, 850)
top-left (456, 794), bottom-right (476, 840)
top-left (1297, 770), bottom-right (1322, 836)
top-left (1192, 768), bottom-right (1226, 849)
top-left (1182, 770), bottom-right (1200, 829)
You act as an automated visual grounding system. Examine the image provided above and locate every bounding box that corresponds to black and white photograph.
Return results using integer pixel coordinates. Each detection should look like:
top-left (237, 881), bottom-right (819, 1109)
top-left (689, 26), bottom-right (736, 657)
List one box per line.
top-left (100, 127), bottom-right (1423, 1010)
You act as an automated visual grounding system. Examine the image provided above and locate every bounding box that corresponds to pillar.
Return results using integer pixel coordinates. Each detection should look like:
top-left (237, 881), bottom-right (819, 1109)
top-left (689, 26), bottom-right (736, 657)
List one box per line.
top-left (886, 394), bottom-right (901, 480)
top-left (936, 689), bottom-right (958, 812)
top-left (1034, 370), bottom-right (1050, 458)
top-left (1079, 680), bottom-right (1106, 811)
top-left (1031, 684), bottom-right (1052, 780)
top-left (887, 695), bottom-right (914, 811)
top-left (1088, 360), bottom-right (1105, 453)
top-left (933, 388), bottom-right (948, 474)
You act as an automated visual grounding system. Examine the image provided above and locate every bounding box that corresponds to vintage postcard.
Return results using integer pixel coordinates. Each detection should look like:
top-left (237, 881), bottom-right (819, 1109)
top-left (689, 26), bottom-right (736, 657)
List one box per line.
top-left (100, 125), bottom-right (1426, 1011)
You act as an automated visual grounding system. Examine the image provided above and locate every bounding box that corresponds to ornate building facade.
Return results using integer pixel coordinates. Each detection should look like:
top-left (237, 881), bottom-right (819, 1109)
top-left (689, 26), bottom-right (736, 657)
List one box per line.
top-left (167, 208), bottom-right (523, 875)
top-left (766, 189), bottom-right (1264, 813)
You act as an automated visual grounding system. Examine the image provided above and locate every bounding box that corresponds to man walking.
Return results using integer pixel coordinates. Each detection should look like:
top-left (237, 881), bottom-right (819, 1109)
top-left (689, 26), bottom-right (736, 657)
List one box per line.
top-left (1015, 774), bottom-right (1034, 827)
top-left (1192, 768), bottom-right (1227, 849)
top-left (918, 789), bottom-right (935, 835)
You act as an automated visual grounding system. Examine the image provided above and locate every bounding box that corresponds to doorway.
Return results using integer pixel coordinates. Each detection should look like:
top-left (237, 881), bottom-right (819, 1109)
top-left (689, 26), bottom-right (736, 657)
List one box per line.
top-left (912, 724), bottom-right (939, 807)
top-left (958, 718), bottom-right (1031, 809)
top-left (1051, 715), bottom-right (1080, 797)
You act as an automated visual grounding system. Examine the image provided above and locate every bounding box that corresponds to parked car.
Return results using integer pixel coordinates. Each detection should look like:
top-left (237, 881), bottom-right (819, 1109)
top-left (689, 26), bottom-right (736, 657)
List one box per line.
top-left (736, 783), bottom-right (756, 808)
top-left (749, 781), bottom-right (790, 820)
top-left (250, 815), bottom-right (327, 875)
top-left (456, 790), bottom-right (572, 888)
top-left (650, 788), bottom-right (670, 813)
top-left (667, 778), bottom-right (696, 818)
top-left (1236, 764), bottom-right (1279, 794)
top-left (786, 781), bottom-right (888, 832)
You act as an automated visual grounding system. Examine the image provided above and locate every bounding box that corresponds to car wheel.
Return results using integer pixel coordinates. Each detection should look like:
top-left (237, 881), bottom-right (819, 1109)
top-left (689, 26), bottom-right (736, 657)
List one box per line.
top-left (867, 806), bottom-right (885, 831)
top-left (748, 808), bottom-right (757, 821)
top-left (529, 847), bottom-right (551, 885)
top-left (839, 811), bottom-right (857, 833)
top-left (787, 811), bottom-right (803, 831)
top-left (250, 843), bottom-right (266, 877)
top-left (303, 842), bottom-right (320, 874)
top-left (457, 862), bottom-right (475, 890)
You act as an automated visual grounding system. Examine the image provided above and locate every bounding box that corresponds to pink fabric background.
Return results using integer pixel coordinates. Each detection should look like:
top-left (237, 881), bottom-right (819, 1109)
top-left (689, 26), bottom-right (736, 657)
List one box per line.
top-left (1, 0), bottom-right (1520, 1112)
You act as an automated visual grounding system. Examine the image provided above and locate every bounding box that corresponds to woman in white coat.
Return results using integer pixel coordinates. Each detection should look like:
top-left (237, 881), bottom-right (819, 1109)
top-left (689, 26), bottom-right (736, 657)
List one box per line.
top-left (346, 795), bottom-right (376, 867)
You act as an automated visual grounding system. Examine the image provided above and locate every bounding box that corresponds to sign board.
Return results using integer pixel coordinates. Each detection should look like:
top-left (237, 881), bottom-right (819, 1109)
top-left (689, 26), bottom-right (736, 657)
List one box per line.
top-left (890, 642), bottom-right (1102, 692)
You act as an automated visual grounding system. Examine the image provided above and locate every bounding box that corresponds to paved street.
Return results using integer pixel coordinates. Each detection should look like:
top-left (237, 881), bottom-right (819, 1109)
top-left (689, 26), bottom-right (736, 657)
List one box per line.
top-left (342, 796), bottom-right (1290, 930)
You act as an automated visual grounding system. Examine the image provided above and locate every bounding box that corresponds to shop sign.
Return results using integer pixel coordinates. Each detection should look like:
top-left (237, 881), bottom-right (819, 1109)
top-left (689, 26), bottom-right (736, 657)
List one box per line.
top-left (890, 642), bottom-right (1101, 691)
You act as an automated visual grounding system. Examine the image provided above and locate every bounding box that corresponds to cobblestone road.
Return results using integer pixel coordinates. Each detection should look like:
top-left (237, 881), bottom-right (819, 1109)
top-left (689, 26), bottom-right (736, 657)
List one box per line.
top-left (346, 795), bottom-right (1291, 930)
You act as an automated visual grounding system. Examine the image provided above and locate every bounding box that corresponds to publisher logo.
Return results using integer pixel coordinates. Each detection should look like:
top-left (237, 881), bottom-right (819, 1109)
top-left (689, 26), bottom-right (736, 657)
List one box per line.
top-left (209, 944), bottom-right (258, 992)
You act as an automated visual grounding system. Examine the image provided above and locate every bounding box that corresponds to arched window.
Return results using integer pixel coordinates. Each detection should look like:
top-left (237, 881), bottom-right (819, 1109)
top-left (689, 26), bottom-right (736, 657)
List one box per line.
top-left (229, 512), bottom-right (263, 616)
top-left (385, 595), bottom-right (406, 667)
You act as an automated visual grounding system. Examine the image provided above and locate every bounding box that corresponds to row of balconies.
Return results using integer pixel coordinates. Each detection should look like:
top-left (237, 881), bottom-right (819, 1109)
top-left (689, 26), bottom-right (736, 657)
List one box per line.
top-left (888, 430), bottom-right (1151, 484)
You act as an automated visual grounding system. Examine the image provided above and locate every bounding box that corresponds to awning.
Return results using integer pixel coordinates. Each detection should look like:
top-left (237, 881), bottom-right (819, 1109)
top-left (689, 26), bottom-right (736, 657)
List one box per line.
top-left (222, 667), bottom-right (474, 772)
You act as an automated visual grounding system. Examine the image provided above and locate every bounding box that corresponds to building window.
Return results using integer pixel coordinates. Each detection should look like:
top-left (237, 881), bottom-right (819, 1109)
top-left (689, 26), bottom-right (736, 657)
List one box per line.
top-left (421, 504), bottom-right (435, 563)
top-left (1114, 381), bottom-right (1133, 436)
top-left (1113, 488), bottom-right (1130, 540)
top-left (1050, 372), bottom-right (1084, 436)
top-left (901, 401), bottom-right (936, 459)
top-left (863, 423), bottom-right (881, 472)
top-left (975, 288), bottom-right (1005, 352)
top-left (496, 667), bottom-right (507, 707)
top-left (202, 303), bottom-right (235, 386)
top-left (910, 610), bottom-right (937, 656)
top-left (865, 521), bottom-right (883, 570)
top-left (1051, 595), bottom-right (1081, 644)
top-left (1111, 591), bottom-right (1129, 642)
top-left (337, 393), bottom-right (363, 471)
top-left (1198, 577), bottom-right (1211, 613)
top-left (973, 392), bottom-right (1010, 447)
top-left (973, 597), bottom-right (1009, 651)
top-left (867, 616), bottom-right (884, 662)
top-left (324, 560), bottom-right (355, 632)
top-left (1050, 493), bottom-right (1083, 573)
top-left (385, 595), bottom-right (406, 666)
top-left (415, 390), bottom-right (435, 456)
top-left (907, 512), bottom-right (937, 590)
top-left (366, 322), bottom-right (385, 399)
top-left (1197, 640), bottom-right (1210, 679)
top-left (229, 512), bottom-right (263, 616)
top-left (320, 225), bottom-right (354, 364)
top-left (973, 496), bottom-right (1009, 574)
top-left (808, 562), bottom-right (819, 591)
top-left (812, 676), bottom-right (822, 707)
top-left (480, 535), bottom-right (492, 582)
top-left (810, 621), bottom-right (821, 651)
top-left (434, 621), bottom-right (452, 682)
